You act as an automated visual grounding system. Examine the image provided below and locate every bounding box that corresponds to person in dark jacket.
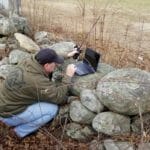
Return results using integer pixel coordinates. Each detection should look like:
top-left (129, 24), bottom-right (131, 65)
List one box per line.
top-left (0, 48), bottom-right (77, 138)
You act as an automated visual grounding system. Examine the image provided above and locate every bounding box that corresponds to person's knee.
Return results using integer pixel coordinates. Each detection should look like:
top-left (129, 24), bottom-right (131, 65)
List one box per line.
top-left (50, 104), bottom-right (59, 117)
top-left (44, 103), bottom-right (59, 118)
top-left (31, 102), bottom-right (59, 119)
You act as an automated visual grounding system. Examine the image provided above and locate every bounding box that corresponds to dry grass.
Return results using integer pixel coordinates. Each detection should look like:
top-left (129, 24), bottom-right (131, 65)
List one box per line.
top-left (20, 0), bottom-right (150, 71)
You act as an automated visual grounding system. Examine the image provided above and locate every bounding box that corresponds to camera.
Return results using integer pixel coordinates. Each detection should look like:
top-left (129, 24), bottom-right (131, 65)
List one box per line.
top-left (73, 45), bottom-right (82, 59)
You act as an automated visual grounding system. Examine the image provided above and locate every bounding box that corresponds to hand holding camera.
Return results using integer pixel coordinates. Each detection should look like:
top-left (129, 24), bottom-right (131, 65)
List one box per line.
top-left (73, 45), bottom-right (81, 59)
top-left (67, 45), bottom-right (81, 60)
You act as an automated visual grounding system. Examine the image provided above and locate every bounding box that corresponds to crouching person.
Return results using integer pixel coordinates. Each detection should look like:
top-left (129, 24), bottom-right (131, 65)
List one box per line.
top-left (0, 48), bottom-right (76, 138)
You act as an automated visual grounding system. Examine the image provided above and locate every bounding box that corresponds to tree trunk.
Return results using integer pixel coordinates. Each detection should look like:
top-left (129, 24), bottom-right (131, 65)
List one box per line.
top-left (9, 0), bottom-right (21, 17)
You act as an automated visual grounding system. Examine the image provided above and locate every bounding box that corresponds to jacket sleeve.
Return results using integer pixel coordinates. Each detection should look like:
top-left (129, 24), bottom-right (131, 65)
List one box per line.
top-left (34, 75), bottom-right (72, 104)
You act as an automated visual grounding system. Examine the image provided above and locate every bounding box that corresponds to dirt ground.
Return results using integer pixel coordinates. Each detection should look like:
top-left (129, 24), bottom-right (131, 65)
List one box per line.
top-left (0, 121), bottom-right (89, 150)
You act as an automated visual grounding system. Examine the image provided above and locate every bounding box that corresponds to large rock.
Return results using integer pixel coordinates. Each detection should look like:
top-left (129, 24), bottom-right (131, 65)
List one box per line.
top-left (0, 17), bottom-right (16, 35)
top-left (80, 89), bottom-right (104, 113)
top-left (14, 33), bottom-right (40, 53)
top-left (34, 31), bottom-right (51, 45)
top-left (69, 100), bottom-right (96, 124)
top-left (6, 36), bottom-right (19, 51)
top-left (65, 123), bottom-right (95, 141)
top-left (9, 49), bottom-right (31, 64)
top-left (10, 17), bottom-right (32, 36)
top-left (104, 139), bottom-right (135, 150)
top-left (96, 68), bottom-right (150, 115)
top-left (71, 73), bottom-right (103, 96)
top-left (49, 42), bottom-right (76, 57)
top-left (0, 16), bottom-right (31, 36)
top-left (97, 63), bottom-right (116, 76)
top-left (92, 112), bottom-right (130, 135)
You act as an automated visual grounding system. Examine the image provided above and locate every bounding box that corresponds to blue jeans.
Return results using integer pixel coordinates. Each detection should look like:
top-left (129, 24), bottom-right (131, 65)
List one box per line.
top-left (0, 102), bottom-right (58, 138)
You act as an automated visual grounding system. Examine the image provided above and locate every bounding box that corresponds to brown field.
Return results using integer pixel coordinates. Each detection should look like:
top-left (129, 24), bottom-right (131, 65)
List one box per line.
top-left (20, 0), bottom-right (150, 71)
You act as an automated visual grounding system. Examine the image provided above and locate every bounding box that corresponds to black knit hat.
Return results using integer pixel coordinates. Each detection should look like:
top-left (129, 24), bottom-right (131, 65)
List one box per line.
top-left (35, 48), bottom-right (64, 65)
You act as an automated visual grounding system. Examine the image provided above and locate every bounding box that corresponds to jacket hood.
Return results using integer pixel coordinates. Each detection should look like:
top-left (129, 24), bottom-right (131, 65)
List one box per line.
top-left (20, 55), bottom-right (48, 77)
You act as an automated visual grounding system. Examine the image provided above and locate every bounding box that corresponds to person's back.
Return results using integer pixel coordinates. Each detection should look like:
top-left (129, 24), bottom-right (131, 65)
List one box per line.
top-left (0, 55), bottom-right (48, 118)
top-left (0, 48), bottom-right (77, 138)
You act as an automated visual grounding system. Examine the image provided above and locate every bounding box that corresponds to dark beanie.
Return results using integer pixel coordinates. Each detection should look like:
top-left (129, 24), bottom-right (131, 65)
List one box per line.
top-left (35, 48), bottom-right (64, 65)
